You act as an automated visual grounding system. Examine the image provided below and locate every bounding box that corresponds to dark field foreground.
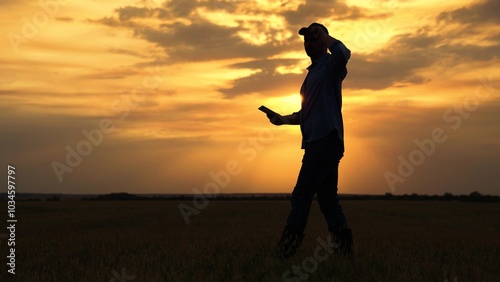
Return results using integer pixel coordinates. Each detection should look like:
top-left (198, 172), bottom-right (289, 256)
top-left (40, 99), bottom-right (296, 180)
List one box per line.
top-left (1, 200), bottom-right (499, 281)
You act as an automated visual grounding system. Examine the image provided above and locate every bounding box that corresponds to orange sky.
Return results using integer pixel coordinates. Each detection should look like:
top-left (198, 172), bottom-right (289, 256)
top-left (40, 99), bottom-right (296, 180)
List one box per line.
top-left (1, 0), bottom-right (499, 195)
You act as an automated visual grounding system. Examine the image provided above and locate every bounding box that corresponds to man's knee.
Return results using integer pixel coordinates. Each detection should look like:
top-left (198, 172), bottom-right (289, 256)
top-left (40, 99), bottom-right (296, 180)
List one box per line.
top-left (318, 196), bottom-right (341, 212)
top-left (291, 193), bottom-right (314, 209)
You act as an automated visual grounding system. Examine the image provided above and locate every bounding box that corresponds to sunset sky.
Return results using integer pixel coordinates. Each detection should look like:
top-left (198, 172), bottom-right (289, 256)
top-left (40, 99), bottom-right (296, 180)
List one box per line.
top-left (1, 0), bottom-right (498, 196)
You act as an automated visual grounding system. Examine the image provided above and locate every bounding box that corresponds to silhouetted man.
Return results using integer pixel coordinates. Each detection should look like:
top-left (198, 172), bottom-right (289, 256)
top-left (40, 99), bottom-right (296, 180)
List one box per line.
top-left (266, 23), bottom-right (352, 258)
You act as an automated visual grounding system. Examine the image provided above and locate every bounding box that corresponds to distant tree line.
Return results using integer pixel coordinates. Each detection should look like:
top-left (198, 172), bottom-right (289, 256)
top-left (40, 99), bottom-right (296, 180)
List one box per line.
top-left (0, 195), bottom-right (60, 202)
top-left (81, 193), bottom-right (292, 201)
top-left (76, 191), bottom-right (500, 202)
top-left (352, 191), bottom-right (499, 202)
top-left (2, 191), bottom-right (498, 202)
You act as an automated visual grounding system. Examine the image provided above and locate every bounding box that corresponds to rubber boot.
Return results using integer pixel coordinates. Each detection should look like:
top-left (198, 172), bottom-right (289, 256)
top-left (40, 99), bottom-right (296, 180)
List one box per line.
top-left (331, 227), bottom-right (353, 257)
top-left (276, 227), bottom-right (304, 258)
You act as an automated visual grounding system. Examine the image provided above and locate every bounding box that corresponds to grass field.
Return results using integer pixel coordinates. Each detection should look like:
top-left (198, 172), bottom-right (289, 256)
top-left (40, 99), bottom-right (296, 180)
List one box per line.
top-left (1, 200), bottom-right (499, 281)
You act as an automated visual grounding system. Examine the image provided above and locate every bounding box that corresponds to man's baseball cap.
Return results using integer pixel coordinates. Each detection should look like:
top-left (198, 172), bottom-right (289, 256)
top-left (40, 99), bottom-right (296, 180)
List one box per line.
top-left (298, 22), bottom-right (329, 36)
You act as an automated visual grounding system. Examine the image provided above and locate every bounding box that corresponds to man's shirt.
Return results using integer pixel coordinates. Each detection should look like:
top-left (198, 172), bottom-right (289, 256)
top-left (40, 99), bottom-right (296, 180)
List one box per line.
top-left (295, 40), bottom-right (351, 149)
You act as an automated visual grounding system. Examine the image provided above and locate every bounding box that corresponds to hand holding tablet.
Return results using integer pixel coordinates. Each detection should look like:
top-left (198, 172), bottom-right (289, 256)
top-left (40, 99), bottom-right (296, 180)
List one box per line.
top-left (259, 105), bottom-right (287, 125)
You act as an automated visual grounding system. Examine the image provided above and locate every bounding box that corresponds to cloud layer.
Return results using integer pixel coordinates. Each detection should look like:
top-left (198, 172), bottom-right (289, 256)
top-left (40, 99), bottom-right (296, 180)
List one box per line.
top-left (0, 0), bottom-right (498, 196)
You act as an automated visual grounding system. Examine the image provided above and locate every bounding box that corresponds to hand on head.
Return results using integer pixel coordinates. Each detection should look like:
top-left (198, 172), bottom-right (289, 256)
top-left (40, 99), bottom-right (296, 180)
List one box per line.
top-left (310, 25), bottom-right (325, 39)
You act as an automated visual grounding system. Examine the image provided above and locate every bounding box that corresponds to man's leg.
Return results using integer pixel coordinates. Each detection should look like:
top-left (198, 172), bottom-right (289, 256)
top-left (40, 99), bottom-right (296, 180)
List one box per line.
top-left (276, 135), bottom-right (330, 258)
top-left (316, 159), bottom-right (347, 231)
top-left (285, 159), bottom-right (325, 233)
top-left (316, 159), bottom-right (353, 256)
top-left (316, 132), bottom-right (352, 256)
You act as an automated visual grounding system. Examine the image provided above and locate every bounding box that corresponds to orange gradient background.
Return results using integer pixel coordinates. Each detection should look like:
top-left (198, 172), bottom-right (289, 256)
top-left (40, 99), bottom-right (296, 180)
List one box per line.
top-left (1, 0), bottom-right (499, 195)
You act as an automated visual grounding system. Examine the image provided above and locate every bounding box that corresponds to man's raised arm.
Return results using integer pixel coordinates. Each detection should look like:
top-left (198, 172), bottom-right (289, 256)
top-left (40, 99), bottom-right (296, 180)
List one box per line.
top-left (328, 38), bottom-right (350, 66)
top-left (311, 26), bottom-right (351, 65)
